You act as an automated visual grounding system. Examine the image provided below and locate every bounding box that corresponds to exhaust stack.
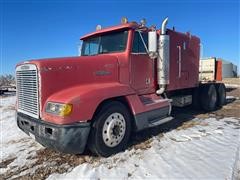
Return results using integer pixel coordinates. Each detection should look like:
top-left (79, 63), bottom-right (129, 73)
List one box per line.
top-left (161, 17), bottom-right (168, 35)
top-left (156, 17), bottom-right (170, 95)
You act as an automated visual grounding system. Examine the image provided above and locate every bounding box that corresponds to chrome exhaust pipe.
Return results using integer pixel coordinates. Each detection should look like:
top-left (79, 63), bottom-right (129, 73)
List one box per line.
top-left (161, 17), bottom-right (168, 35)
top-left (156, 17), bottom-right (170, 95)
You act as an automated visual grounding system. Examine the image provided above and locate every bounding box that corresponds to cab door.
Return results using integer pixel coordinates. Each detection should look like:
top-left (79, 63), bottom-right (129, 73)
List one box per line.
top-left (130, 31), bottom-right (155, 94)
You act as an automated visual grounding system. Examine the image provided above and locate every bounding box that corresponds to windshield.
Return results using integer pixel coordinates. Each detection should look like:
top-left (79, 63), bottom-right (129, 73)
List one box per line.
top-left (81, 30), bottom-right (128, 56)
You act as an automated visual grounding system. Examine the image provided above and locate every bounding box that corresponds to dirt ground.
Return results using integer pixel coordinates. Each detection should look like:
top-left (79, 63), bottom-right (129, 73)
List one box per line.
top-left (223, 77), bottom-right (240, 85)
top-left (1, 79), bottom-right (240, 180)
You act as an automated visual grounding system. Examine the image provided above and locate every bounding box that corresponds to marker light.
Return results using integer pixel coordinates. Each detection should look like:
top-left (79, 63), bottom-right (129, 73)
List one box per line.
top-left (140, 18), bottom-right (147, 26)
top-left (121, 17), bottom-right (128, 24)
top-left (46, 102), bottom-right (73, 116)
top-left (96, 25), bottom-right (102, 30)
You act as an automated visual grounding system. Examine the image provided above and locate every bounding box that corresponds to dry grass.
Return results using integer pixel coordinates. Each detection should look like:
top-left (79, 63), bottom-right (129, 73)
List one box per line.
top-left (0, 157), bottom-right (16, 169)
top-left (222, 78), bottom-right (240, 85)
top-left (176, 121), bottom-right (208, 130)
top-left (133, 138), bottom-right (153, 150)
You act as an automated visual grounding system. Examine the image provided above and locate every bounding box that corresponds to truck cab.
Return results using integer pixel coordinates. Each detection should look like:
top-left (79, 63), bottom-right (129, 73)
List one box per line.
top-left (16, 18), bottom-right (225, 157)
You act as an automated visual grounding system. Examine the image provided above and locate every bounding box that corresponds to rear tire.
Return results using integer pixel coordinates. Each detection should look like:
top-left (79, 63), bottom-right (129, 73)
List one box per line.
top-left (215, 83), bottom-right (226, 107)
top-left (88, 101), bottom-right (131, 157)
top-left (200, 84), bottom-right (217, 111)
top-left (192, 88), bottom-right (201, 110)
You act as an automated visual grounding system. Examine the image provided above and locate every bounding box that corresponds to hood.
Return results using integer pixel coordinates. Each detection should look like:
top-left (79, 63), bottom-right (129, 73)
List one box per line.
top-left (17, 55), bottom-right (119, 114)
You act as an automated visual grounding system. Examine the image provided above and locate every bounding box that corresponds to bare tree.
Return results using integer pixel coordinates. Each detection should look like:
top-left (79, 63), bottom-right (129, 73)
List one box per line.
top-left (0, 74), bottom-right (15, 87)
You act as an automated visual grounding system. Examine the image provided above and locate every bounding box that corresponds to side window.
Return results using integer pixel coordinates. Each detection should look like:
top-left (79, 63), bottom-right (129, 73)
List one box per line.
top-left (132, 32), bottom-right (148, 53)
top-left (82, 37), bottom-right (99, 55)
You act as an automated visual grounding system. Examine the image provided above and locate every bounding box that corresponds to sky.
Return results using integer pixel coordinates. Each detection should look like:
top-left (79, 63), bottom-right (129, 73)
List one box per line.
top-left (0, 0), bottom-right (239, 74)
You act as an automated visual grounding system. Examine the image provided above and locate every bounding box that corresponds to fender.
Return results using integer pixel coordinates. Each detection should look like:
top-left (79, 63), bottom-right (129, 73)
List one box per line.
top-left (42, 82), bottom-right (135, 124)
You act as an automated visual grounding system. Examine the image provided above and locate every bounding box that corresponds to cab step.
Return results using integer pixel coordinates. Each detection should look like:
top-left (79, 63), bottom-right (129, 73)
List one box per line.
top-left (149, 116), bottom-right (173, 127)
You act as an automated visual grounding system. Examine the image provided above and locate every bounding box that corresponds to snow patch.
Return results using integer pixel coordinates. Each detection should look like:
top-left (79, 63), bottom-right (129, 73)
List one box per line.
top-left (48, 118), bottom-right (240, 180)
top-left (0, 96), bottom-right (44, 175)
top-left (1, 95), bottom-right (239, 179)
top-left (225, 84), bottom-right (240, 88)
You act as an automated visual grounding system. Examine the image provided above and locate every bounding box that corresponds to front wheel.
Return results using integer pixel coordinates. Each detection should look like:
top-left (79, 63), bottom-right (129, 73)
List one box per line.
top-left (88, 101), bottom-right (131, 157)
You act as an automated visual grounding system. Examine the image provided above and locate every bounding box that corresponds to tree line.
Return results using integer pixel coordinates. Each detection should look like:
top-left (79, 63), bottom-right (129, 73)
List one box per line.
top-left (0, 74), bottom-right (15, 87)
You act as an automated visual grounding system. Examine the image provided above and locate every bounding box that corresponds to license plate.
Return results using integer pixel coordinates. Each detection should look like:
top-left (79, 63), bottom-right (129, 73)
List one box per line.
top-left (29, 133), bottom-right (35, 140)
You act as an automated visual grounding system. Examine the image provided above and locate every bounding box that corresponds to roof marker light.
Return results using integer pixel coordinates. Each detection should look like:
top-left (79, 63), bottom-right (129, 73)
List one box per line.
top-left (96, 25), bottom-right (102, 30)
top-left (121, 17), bottom-right (128, 24)
top-left (140, 18), bottom-right (147, 26)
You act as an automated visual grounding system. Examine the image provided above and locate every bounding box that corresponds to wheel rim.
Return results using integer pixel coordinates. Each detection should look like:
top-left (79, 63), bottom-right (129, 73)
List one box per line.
top-left (102, 112), bottom-right (126, 147)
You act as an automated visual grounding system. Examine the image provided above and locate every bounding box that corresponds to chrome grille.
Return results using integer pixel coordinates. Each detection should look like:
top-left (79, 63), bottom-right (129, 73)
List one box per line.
top-left (16, 64), bottom-right (39, 118)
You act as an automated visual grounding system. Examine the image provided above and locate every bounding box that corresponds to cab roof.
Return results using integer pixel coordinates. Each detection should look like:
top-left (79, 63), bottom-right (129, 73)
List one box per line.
top-left (80, 22), bottom-right (139, 40)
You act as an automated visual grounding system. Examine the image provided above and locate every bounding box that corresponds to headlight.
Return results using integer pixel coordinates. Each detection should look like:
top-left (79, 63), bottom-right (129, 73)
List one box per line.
top-left (46, 102), bottom-right (73, 116)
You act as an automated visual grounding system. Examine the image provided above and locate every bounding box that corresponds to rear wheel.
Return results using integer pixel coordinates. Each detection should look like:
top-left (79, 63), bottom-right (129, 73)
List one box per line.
top-left (192, 88), bottom-right (201, 110)
top-left (200, 84), bottom-right (217, 111)
top-left (215, 83), bottom-right (226, 107)
top-left (88, 101), bottom-right (131, 157)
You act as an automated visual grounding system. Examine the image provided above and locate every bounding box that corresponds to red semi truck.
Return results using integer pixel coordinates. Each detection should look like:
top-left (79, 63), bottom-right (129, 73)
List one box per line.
top-left (16, 18), bottom-right (226, 157)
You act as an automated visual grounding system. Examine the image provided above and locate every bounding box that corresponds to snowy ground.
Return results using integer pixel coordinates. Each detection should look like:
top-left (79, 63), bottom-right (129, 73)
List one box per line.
top-left (49, 117), bottom-right (240, 180)
top-left (0, 89), bottom-right (240, 180)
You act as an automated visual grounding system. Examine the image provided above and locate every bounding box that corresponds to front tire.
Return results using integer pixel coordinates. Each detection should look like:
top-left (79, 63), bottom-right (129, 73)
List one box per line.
top-left (88, 101), bottom-right (131, 157)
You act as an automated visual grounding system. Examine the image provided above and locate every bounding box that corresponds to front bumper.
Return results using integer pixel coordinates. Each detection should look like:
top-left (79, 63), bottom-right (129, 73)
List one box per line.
top-left (17, 112), bottom-right (91, 154)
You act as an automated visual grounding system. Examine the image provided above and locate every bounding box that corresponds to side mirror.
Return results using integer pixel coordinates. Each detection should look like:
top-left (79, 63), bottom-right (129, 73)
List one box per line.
top-left (148, 31), bottom-right (158, 59)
